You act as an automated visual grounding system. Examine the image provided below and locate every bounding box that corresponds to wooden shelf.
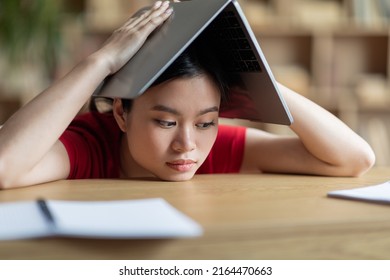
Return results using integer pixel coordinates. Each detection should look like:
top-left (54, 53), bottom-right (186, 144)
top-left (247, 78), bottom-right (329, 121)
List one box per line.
top-left (246, 0), bottom-right (390, 165)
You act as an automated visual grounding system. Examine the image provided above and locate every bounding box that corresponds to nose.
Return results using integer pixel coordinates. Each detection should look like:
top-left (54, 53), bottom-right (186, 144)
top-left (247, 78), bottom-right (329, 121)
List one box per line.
top-left (171, 126), bottom-right (196, 153)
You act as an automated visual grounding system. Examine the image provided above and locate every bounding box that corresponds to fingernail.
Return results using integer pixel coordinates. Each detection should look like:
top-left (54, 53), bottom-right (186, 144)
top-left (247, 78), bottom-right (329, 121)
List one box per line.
top-left (154, 1), bottom-right (162, 8)
top-left (163, 1), bottom-right (170, 6)
top-left (165, 7), bottom-right (173, 14)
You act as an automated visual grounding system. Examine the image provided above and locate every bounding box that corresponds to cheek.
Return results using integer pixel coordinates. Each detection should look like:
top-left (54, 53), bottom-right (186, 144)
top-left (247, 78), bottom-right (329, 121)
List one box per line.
top-left (126, 122), bottom-right (167, 157)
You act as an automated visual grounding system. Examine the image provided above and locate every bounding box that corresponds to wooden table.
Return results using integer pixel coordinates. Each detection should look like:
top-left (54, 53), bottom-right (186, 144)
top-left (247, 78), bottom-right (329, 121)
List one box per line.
top-left (1, 167), bottom-right (389, 260)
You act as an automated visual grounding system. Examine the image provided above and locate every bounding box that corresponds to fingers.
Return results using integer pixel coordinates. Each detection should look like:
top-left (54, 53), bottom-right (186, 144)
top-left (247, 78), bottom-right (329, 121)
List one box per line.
top-left (135, 1), bottom-right (173, 35)
top-left (125, 1), bottom-right (171, 29)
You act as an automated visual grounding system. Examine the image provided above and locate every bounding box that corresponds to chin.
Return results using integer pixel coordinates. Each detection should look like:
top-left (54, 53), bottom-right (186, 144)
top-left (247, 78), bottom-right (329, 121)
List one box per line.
top-left (158, 171), bottom-right (196, 182)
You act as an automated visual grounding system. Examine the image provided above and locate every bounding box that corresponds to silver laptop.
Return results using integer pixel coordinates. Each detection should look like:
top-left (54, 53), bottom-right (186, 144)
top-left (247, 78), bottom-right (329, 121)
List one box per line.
top-left (93, 0), bottom-right (293, 125)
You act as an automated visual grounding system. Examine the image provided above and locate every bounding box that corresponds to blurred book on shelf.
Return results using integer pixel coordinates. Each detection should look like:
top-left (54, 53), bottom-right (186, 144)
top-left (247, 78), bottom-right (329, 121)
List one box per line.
top-left (272, 65), bottom-right (311, 98)
top-left (349, 0), bottom-right (390, 28)
top-left (355, 74), bottom-right (390, 109)
top-left (241, 0), bottom-right (273, 27)
top-left (294, 0), bottom-right (343, 29)
top-left (362, 117), bottom-right (390, 166)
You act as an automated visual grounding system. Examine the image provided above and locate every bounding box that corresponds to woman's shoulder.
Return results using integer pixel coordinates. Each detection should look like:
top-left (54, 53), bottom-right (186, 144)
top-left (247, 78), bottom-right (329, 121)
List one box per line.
top-left (217, 124), bottom-right (246, 139)
top-left (60, 111), bottom-right (121, 179)
top-left (197, 124), bottom-right (247, 174)
top-left (70, 111), bottom-right (118, 134)
top-left (62, 111), bottom-right (122, 150)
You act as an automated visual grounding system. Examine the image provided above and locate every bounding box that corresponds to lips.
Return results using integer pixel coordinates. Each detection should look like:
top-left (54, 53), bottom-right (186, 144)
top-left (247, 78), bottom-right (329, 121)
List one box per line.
top-left (166, 159), bottom-right (197, 172)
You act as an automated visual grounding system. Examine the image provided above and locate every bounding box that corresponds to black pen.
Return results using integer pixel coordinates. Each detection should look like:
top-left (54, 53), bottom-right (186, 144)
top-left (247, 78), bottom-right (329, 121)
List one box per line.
top-left (37, 198), bottom-right (56, 229)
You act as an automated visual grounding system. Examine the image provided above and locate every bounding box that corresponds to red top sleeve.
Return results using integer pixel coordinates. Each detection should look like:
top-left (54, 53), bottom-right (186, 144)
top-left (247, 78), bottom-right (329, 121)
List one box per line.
top-left (59, 112), bottom-right (122, 179)
top-left (196, 125), bottom-right (246, 174)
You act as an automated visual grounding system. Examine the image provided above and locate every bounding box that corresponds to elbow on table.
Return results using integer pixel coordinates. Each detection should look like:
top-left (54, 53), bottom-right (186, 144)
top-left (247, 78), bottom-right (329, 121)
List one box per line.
top-left (0, 158), bottom-right (19, 190)
top-left (0, 168), bottom-right (11, 190)
top-left (0, 168), bottom-right (8, 190)
top-left (341, 147), bottom-right (376, 177)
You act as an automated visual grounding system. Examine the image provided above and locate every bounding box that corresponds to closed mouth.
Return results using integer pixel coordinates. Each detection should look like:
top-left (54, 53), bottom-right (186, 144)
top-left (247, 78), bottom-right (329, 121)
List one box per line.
top-left (166, 159), bottom-right (197, 172)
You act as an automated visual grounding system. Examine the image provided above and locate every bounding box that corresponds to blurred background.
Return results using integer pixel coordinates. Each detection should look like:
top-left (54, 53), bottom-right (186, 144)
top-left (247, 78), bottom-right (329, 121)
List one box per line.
top-left (0, 0), bottom-right (389, 165)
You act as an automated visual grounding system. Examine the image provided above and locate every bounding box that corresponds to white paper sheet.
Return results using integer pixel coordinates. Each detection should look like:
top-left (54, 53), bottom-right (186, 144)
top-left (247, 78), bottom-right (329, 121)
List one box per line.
top-left (0, 201), bottom-right (53, 240)
top-left (328, 181), bottom-right (390, 204)
top-left (0, 198), bottom-right (202, 240)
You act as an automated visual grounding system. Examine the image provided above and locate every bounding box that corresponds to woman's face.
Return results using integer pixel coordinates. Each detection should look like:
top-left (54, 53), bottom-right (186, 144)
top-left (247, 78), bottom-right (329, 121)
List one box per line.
top-left (115, 75), bottom-right (221, 181)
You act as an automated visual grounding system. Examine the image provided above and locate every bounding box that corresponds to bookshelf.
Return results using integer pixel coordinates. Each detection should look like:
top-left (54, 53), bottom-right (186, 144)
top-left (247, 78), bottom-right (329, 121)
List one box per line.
top-left (242, 0), bottom-right (390, 165)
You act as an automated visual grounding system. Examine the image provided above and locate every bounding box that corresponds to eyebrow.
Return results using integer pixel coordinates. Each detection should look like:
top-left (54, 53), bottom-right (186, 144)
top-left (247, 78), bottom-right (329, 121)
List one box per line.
top-left (151, 105), bottom-right (219, 116)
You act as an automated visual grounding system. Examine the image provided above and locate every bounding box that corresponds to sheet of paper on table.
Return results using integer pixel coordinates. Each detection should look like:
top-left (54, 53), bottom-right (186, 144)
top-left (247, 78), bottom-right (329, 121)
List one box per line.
top-left (0, 198), bottom-right (203, 240)
top-left (328, 180), bottom-right (390, 204)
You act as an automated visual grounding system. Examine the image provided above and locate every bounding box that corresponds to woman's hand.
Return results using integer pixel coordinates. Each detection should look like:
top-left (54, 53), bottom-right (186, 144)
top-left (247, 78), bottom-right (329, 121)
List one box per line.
top-left (94, 1), bottom-right (173, 74)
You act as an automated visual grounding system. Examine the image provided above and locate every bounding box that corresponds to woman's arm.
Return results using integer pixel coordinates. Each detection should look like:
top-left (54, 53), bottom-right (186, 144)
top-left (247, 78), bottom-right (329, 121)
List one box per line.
top-left (0, 1), bottom-right (172, 189)
top-left (241, 83), bottom-right (375, 177)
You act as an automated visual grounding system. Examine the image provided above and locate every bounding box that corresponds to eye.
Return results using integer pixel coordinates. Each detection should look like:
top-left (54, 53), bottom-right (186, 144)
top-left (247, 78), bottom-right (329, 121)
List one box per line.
top-left (155, 119), bottom-right (176, 128)
top-left (196, 121), bottom-right (216, 130)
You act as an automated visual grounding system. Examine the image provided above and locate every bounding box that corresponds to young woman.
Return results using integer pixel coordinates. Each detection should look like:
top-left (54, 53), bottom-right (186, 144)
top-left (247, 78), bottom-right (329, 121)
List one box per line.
top-left (0, 1), bottom-right (375, 189)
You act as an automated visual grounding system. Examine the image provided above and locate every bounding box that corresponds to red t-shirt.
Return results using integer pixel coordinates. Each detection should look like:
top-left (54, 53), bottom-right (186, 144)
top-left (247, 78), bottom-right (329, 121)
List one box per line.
top-left (59, 112), bottom-right (246, 179)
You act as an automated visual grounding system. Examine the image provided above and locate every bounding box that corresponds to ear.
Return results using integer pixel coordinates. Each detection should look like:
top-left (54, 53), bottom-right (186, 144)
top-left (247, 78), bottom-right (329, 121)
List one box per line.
top-left (113, 98), bottom-right (127, 132)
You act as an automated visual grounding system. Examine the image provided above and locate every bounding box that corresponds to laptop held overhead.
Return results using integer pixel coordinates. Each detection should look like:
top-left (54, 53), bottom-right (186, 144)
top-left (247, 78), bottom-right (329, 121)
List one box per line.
top-left (93, 0), bottom-right (293, 125)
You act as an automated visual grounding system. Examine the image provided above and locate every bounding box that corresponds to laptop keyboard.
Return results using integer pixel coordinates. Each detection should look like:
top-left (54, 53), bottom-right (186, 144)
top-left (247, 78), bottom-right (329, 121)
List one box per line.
top-left (207, 11), bottom-right (262, 72)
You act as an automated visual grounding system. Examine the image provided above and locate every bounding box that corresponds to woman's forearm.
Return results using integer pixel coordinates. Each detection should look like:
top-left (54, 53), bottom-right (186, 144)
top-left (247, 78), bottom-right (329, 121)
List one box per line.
top-left (0, 55), bottom-right (110, 180)
top-left (279, 83), bottom-right (375, 175)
